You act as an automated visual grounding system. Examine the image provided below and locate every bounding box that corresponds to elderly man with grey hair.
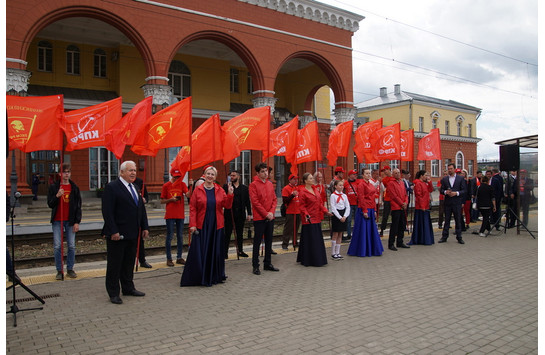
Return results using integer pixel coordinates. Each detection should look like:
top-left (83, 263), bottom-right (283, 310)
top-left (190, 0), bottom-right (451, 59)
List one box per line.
top-left (102, 160), bottom-right (150, 304)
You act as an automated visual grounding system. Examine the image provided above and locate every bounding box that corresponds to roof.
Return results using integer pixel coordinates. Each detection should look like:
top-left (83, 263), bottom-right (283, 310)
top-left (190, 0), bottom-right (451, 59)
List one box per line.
top-left (356, 89), bottom-right (482, 113)
top-left (495, 134), bottom-right (538, 148)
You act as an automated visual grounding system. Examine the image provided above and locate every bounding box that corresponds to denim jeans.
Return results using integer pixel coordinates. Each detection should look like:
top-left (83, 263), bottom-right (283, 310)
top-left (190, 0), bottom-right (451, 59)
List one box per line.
top-left (52, 220), bottom-right (76, 271)
top-left (346, 205), bottom-right (357, 238)
top-left (166, 218), bottom-right (184, 260)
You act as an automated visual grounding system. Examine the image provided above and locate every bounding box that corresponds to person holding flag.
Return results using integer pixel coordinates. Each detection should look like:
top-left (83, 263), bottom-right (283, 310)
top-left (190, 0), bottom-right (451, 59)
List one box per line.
top-left (160, 167), bottom-right (192, 267)
top-left (47, 163), bottom-right (82, 280)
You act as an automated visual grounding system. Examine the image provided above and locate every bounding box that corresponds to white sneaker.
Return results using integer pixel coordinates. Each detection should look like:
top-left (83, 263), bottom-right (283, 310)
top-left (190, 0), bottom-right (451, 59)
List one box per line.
top-left (479, 233), bottom-right (485, 237)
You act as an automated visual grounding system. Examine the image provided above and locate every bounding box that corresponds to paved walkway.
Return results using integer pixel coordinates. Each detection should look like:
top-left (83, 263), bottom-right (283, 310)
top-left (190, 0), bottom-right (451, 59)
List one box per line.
top-left (5, 212), bottom-right (538, 354)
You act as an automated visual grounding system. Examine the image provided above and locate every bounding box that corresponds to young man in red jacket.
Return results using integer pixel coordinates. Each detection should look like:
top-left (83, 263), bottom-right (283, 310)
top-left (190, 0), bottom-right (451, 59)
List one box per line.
top-left (386, 168), bottom-right (410, 251)
top-left (249, 163), bottom-right (279, 275)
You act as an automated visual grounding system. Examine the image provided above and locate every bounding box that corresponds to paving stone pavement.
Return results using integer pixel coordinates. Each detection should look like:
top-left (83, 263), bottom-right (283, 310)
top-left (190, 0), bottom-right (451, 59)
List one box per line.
top-left (5, 214), bottom-right (537, 354)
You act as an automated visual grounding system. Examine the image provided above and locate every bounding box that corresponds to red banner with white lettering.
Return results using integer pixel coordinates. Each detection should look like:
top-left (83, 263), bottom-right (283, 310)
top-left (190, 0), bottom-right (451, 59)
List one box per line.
top-left (295, 120), bottom-right (322, 165)
top-left (370, 122), bottom-right (401, 162)
top-left (263, 116), bottom-right (299, 163)
top-left (131, 97), bottom-right (192, 156)
top-left (222, 106), bottom-right (271, 164)
top-left (61, 97), bottom-right (123, 151)
top-left (417, 128), bottom-right (442, 160)
top-left (400, 129), bottom-right (414, 162)
top-left (7, 95), bottom-right (64, 152)
top-left (353, 118), bottom-right (383, 163)
top-left (326, 120), bottom-right (353, 166)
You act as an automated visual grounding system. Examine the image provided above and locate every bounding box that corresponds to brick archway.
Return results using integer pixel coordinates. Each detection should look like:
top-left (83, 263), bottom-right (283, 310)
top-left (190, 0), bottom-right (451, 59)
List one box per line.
top-left (172, 30), bottom-right (264, 93)
top-left (15, 6), bottom-right (154, 76)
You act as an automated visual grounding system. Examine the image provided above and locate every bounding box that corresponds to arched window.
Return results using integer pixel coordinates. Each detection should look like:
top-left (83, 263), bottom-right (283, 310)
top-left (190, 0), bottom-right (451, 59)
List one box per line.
top-left (37, 40), bottom-right (53, 72)
top-left (456, 151), bottom-right (464, 170)
top-left (66, 45), bottom-right (80, 75)
top-left (168, 60), bottom-right (191, 101)
top-left (94, 48), bottom-right (107, 78)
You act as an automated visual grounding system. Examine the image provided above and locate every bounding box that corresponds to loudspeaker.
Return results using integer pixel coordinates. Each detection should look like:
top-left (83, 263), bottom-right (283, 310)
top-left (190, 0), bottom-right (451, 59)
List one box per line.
top-left (499, 145), bottom-right (519, 171)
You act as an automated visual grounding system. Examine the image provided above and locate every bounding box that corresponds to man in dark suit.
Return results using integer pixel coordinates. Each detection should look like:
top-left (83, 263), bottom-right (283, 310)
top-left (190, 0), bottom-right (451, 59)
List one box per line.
top-left (505, 170), bottom-right (518, 228)
top-left (439, 163), bottom-right (466, 244)
top-left (102, 161), bottom-right (149, 304)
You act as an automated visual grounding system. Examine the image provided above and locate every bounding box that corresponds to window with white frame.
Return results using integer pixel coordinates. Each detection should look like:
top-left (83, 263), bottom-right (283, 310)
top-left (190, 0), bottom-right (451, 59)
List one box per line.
top-left (445, 158), bottom-right (452, 171)
top-left (418, 160), bottom-right (425, 171)
top-left (457, 121), bottom-right (462, 136)
top-left (468, 160), bottom-right (474, 176)
top-left (66, 45), bottom-right (80, 75)
top-left (93, 48), bottom-right (107, 77)
top-left (432, 118), bottom-right (437, 129)
top-left (431, 159), bottom-right (440, 177)
top-left (89, 147), bottom-right (119, 190)
top-left (445, 121), bottom-right (450, 135)
top-left (390, 160), bottom-right (399, 170)
top-left (230, 68), bottom-right (239, 93)
top-left (419, 117), bottom-right (424, 132)
top-left (229, 150), bottom-right (251, 185)
top-left (38, 40), bottom-right (53, 72)
top-left (456, 151), bottom-right (464, 169)
top-left (468, 123), bottom-right (472, 137)
top-left (169, 60), bottom-right (191, 101)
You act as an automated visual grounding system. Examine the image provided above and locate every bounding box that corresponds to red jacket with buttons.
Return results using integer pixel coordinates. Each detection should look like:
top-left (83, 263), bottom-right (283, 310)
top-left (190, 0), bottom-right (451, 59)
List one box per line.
top-left (356, 180), bottom-right (376, 214)
top-left (386, 178), bottom-right (408, 211)
top-left (299, 186), bottom-right (329, 224)
top-left (249, 177), bottom-right (277, 221)
top-left (413, 179), bottom-right (434, 210)
top-left (189, 184), bottom-right (233, 230)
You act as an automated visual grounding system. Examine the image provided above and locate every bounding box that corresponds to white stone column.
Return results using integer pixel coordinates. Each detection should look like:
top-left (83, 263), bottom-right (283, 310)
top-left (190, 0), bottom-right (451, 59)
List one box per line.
top-left (333, 107), bottom-right (356, 124)
top-left (299, 115), bottom-right (314, 128)
top-left (6, 68), bottom-right (31, 95)
top-left (252, 95), bottom-right (278, 114)
top-left (141, 84), bottom-right (173, 108)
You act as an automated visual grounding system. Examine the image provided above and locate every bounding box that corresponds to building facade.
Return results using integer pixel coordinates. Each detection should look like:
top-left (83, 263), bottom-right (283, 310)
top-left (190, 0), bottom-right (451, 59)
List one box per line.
top-left (6, 0), bottom-right (363, 198)
top-left (355, 84), bottom-right (482, 182)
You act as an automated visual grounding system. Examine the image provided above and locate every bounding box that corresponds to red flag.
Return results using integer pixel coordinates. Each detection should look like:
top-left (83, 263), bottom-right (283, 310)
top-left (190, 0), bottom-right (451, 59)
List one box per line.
top-left (171, 114), bottom-right (223, 176)
top-left (417, 128), bottom-right (442, 160)
top-left (105, 97), bottom-right (152, 159)
top-left (295, 120), bottom-right (322, 165)
top-left (327, 120), bottom-right (353, 166)
top-left (222, 106), bottom-right (271, 163)
top-left (131, 97), bottom-right (192, 156)
top-left (264, 116), bottom-right (299, 163)
top-left (61, 97), bottom-right (123, 151)
top-left (370, 122), bottom-right (401, 162)
top-left (7, 95), bottom-right (64, 152)
top-left (400, 129), bottom-right (414, 162)
top-left (353, 118), bottom-right (382, 164)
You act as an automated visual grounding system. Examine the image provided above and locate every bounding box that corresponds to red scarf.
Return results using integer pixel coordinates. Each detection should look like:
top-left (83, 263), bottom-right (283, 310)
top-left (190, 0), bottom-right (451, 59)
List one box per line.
top-left (333, 192), bottom-right (344, 204)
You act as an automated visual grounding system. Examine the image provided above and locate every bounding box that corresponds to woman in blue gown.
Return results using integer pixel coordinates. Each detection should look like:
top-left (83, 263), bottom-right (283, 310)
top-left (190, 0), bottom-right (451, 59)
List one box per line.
top-left (181, 166), bottom-right (233, 287)
top-left (348, 168), bottom-right (384, 257)
top-left (408, 170), bottom-right (434, 245)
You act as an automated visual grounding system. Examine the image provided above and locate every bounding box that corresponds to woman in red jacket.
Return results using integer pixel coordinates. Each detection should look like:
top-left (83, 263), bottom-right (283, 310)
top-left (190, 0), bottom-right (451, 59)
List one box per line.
top-left (181, 166), bottom-right (234, 287)
top-left (297, 172), bottom-right (332, 267)
top-left (408, 170), bottom-right (435, 245)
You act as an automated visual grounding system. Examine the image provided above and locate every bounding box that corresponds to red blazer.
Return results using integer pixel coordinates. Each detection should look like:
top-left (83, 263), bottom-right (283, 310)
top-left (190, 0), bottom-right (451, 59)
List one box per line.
top-left (356, 180), bottom-right (376, 213)
top-left (249, 177), bottom-right (277, 221)
top-left (386, 178), bottom-right (408, 211)
top-left (312, 184), bottom-right (327, 205)
top-left (299, 186), bottom-right (329, 224)
top-left (413, 179), bottom-right (434, 210)
top-left (189, 184), bottom-right (233, 230)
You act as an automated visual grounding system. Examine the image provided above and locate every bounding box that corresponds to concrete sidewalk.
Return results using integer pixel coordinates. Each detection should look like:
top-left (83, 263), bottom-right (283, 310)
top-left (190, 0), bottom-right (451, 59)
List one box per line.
top-left (5, 212), bottom-right (538, 354)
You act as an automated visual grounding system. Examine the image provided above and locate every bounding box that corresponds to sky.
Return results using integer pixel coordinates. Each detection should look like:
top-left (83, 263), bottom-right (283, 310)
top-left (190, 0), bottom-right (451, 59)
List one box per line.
top-left (318, 0), bottom-right (538, 161)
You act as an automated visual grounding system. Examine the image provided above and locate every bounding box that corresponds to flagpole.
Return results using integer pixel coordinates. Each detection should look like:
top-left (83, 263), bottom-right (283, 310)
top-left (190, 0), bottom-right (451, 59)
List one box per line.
top-left (59, 139), bottom-right (65, 281)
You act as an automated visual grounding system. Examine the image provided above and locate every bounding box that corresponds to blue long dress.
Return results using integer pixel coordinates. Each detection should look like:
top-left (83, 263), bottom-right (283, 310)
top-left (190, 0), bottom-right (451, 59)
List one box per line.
top-left (347, 208), bottom-right (384, 257)
top-left (408, 210), bottom-right (435, 245)
top-left (180, 188), bottom-right (226, 287)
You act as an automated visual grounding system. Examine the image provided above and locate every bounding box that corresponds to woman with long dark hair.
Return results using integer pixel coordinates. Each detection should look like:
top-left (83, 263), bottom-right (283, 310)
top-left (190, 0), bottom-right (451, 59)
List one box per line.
top-left (408, 170), bottom-right (434, 245)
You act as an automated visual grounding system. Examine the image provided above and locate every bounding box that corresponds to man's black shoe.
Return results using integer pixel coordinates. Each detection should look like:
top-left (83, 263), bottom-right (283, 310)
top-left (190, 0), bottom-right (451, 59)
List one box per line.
top-left (264, 265), bottom-right (279, 271)
top-left (253, 267), bottom-right (261, 275)
top-left (388, 246), bottom-right (398, 251)
top-left (140, 262), bottom-right (152, 268)
top-left (397, 244), bottom-right (410, 249)
top-left (457, 239), bottom-right (465, 245)
top-left (438, 238), bottom-right (447, 243)
top-left (271, 250), bottom-right (277, 255)
top-left (123, 289), bottom-right (145, 297)
top-left (238, 251), bottom-right (249, 258)
top-left (110, 296), bottom-right (123, 304)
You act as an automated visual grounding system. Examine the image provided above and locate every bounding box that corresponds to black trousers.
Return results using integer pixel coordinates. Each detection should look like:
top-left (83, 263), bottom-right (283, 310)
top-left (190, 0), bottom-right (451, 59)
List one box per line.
top-left (138, 237), bottom-right (147, 263)
top-left (282, 213), bottom-right (301, 249)
top-left (224, 210), bottom-right (246, 257)
top-left (380, 201), bottom-right (391, 234)
top-left (252, 219), bottom-right (274, 268)
top-left (438, 200), bottom-right (445, 227)
top-left (490, 196), bottom-right (502, 229)
top-left (442, 202), bottom-right (463, 240)
top-left (506, 198), bottom-right (518, 228)
top-left (479, 208), bottom-right (492, 233)
top-left (388, 210), bottom-right (405, 247)
top-left (106, 238), bottom-right (138, 297)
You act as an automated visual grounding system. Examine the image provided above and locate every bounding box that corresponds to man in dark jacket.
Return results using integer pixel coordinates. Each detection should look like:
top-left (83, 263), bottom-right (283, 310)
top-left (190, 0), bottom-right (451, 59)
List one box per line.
top-left (223, 170), bottom-right (252, 258)
top-left (47, 163), bottom-right (82, 280)
top-left (439, 164), bottom-right (466, 244)
top-left (490, 169), bottom-right (504, 230)
top-left (505, 170), bottom-right (518, 228)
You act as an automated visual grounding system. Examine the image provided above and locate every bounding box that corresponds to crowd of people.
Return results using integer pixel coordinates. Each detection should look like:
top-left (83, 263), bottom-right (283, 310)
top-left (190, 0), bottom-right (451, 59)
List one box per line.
top-left (20, 160), bottom-right (534, 304)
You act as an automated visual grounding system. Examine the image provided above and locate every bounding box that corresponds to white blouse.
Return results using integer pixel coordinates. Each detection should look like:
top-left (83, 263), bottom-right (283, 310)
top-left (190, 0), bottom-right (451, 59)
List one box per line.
top-left (329, 192), bottom-right (350, 219)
